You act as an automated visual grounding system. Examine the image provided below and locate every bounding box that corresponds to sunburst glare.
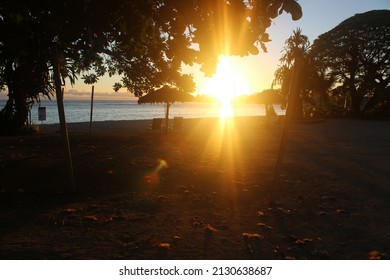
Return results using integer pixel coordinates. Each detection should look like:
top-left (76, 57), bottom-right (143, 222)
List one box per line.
top-left (204, 56), bottom-right (251, 118)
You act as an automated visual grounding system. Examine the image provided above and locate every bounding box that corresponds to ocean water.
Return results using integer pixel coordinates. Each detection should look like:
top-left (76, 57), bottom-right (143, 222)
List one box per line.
top-left (0, 99), bottom-right (284, 125)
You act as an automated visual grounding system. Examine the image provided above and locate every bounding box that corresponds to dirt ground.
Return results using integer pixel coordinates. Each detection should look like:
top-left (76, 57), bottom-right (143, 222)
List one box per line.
top-left (0, 118), bottom-right (389, 259)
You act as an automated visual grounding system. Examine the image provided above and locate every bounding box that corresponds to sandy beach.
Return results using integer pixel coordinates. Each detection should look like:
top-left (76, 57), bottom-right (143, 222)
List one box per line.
top-left (0, 117), bottom-right (389, 259)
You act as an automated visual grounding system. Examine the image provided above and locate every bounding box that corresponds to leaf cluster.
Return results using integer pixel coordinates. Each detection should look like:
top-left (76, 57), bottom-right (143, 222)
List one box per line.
top-left (0, 0), bottom-right (303, 97)
top-left (310, 10), bottom-right (390, 116)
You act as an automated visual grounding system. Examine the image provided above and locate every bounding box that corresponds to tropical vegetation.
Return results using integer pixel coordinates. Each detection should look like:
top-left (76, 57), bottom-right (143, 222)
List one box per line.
top-left (0, 0), bottom-right (302, 131)
top-left (274, 10), bottom-right (390, 119)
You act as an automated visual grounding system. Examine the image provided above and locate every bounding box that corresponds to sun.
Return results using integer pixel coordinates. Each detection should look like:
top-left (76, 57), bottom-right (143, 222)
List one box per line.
top-left (204, 56), bottom-right (252, 118)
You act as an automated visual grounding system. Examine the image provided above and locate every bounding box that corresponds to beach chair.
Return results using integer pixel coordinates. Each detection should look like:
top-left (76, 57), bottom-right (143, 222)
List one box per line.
top-left (171, 117), bottom-right (184, 131)
top-left (148, 118), bottom-right (163, 131)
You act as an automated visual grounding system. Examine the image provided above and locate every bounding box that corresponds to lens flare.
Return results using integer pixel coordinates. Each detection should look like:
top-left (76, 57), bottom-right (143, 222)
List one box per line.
top-left (156, 158), bottom-right (169, 171)
top-left (139, 158), bottom-right (169, 192)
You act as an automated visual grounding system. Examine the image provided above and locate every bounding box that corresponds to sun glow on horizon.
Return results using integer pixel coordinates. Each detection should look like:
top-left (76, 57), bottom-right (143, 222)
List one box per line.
top-left (204, 56), bottom-right (252, 118)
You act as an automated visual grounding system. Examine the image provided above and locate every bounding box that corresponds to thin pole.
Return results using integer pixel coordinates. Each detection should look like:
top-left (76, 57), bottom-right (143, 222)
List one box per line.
top-left (89, 85), bottom-right (95, 136)
top-left (165, 102), bottom-right (170, 134)
top-left (270, 54), bottom-right (302, 203)
top-left (52, 48), bottom-right (76, 192)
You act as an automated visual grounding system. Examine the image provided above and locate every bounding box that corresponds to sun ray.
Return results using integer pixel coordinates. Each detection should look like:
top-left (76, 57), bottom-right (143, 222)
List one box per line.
top-left (204, 56), bottom-right (251, 118)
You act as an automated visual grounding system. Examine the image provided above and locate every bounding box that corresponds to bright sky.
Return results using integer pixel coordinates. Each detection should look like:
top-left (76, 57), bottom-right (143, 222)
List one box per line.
top-left (191, 0), bottom-right (390, 98)
top-left (2, 0), bottom-right (389, 100)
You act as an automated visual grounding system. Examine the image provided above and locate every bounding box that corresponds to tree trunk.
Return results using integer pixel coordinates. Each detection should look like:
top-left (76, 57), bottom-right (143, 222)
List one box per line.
top-left (52, 47), bottom-right (76, 192)
top-left (0, 99), bottom-right (15, 131)
top-left (13, 89), bottom-right (29, 129)
top-left (350, 95), bottom-right (363, 116)
top-left (271, 54), bottom-right (303, 203)
top-left (0, 65), bottom-right (29, 131)
top-left (346, 76), bottom-right (363, 117)
top-left (0, 91), bottom-right (28, 130)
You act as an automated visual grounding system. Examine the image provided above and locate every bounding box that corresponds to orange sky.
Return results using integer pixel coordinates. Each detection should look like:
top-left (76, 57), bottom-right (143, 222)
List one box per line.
top-left (67, 48), bottom-right (277, 100)
top-left (69, 53), bottom-right (275, 100)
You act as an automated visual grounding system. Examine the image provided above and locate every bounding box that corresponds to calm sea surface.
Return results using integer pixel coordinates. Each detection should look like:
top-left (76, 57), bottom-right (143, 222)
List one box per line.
top-left (0, 99), bottom-right (284, 125)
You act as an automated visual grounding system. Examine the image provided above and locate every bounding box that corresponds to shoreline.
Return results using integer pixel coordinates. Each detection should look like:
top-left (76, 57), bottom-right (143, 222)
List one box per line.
top-left (38, 116), bottom-right (268, 135)
top-left (38, 116), bottom-right (390, 137)
top-left (15, 100), bottom-right (279, 126)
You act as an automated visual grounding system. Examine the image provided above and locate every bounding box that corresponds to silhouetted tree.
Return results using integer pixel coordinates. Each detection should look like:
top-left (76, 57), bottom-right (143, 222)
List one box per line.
top-left (0, 0), bottom-right (303, 130)
top-left (310, 10), bottom-right (390, 117)
top-left (0, 0), bottom-right (117, 129)
top-left (275, 28), bottom-right (337, 119)
top-left (273, 28), bottom-right (313, 119)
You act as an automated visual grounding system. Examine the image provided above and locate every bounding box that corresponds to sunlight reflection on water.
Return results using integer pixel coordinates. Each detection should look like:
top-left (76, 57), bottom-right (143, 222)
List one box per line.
top-left (0, 99), bottom-right (285, 124)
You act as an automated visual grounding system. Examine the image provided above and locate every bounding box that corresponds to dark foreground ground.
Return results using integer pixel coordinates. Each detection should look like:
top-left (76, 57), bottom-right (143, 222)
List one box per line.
top-left (0, 118), bottom-right (389, 259)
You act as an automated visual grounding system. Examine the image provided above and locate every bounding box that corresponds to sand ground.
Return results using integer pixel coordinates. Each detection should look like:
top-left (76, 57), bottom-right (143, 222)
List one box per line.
top-left (0, 117), bottom-right (389, 259)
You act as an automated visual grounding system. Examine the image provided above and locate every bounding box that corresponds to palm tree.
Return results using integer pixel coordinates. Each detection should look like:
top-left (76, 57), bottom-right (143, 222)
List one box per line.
top-left (82, 74), bottom-right (100, 135)
top-left (274, 28), bottom-right (332, 119)
top-left (280, 28), bottom-right (311, 67)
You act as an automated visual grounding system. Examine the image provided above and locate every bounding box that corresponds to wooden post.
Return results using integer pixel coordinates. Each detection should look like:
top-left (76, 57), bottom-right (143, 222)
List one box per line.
top-left (52, 49), bottom-right (76, 192)
top-left (89, 85), bottom-right (95, 136)
top-left (165, 102), bottom-right (170, 134)
top-left (270, 54), bottom-right (302, 203)
top-left (264, 102), bottom-right (270, 126)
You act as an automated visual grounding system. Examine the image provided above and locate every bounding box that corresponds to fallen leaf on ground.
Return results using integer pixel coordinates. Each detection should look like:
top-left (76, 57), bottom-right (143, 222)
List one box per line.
top-left (84, 215), bottom-right (98, 221)
top-left (295, 237), bottom-right (313, 245)
top-left (257, 211), bottom-right (264, 217)
top-left (368, 250), bottom-right (384, 260)
top-left (173, 236), bottom-right (182, 241)
top-left (158, 243), bottom-right (171, 249)
top-left (242, 233), bottom-right (264, 240)
top-left (157, 243), bottom-right (171, 257)
top-left (63, 208), bottom-right (77, 213)
top-left (256, 223), bottom-right (273, 229)
top-left (204, 225), bottom-right (218, 237)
